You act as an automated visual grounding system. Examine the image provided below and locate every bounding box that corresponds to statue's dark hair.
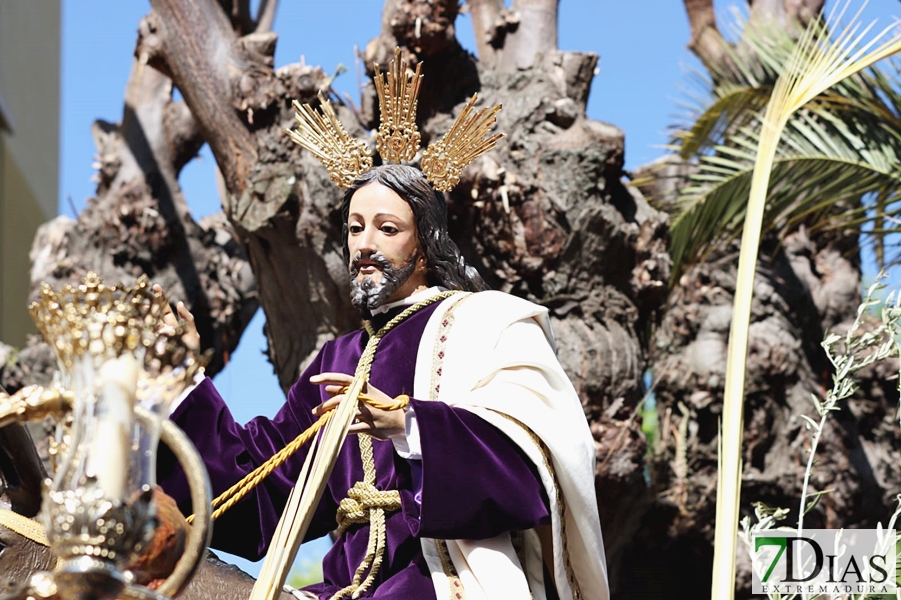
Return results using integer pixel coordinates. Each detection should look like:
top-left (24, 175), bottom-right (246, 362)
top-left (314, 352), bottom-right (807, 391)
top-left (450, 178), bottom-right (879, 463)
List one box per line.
top-left (340, 165), bottom-right (488, 292)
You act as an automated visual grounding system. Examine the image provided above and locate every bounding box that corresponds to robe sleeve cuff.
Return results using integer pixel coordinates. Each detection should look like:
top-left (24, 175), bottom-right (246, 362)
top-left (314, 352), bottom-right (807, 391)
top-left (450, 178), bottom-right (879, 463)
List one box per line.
top-left (391, 403), bottom-right (422, 459)
top-left (168, 371), bottom-right (208, 416)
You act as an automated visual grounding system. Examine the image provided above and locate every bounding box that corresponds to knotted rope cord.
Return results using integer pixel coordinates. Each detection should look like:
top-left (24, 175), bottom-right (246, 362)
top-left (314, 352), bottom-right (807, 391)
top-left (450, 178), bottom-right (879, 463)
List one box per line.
top-left (332, 397), bottom-right (411, 540)
top-left (329, 290), bottom-right (459, 600)
top-left (186, 291), bottom-right (458, 572)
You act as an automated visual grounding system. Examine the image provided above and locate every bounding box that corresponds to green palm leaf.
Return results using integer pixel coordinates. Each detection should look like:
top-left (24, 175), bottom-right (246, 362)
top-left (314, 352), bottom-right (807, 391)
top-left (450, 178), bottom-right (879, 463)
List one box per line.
top-left (669, 14), bottom-right (901, 278)
top-left (676, 84), bottom-right (773, 159)
top-left (671, 104), bottom-right (901, 270)
top-left (674, 16), bottom-right (797, 159)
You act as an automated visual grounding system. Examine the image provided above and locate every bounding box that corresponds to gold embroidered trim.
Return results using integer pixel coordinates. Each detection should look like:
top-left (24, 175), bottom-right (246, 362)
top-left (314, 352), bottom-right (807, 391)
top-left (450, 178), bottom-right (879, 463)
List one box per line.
top-left (0, 509), bottom-right (62, 570)
top-left (493, 412), bottom-right (582, 600)
top-left (435, 539), bottom-right (466, 600)
top-left (0, 508), bottom-right (49, 546)
top-left (427, 292), bottom-right (472, 600)
top-left (428, 293), bottom-right (472, 401)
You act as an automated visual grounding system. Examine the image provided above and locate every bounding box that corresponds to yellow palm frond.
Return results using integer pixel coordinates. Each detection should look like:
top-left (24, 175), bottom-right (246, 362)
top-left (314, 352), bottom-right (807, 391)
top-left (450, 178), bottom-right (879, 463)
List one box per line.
top-left (712, 3), bottom-right (901, 598)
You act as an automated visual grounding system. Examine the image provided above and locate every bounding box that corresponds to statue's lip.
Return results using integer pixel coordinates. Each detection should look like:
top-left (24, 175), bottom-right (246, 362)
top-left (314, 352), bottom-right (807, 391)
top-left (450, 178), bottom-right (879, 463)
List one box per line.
top-left (355, 260), bottom-right (382, 272)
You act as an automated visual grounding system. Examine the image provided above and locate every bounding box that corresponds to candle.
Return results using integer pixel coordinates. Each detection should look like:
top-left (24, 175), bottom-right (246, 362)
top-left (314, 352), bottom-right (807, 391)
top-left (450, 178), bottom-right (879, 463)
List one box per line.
top-left (86, 354), bottom-right (139, 500)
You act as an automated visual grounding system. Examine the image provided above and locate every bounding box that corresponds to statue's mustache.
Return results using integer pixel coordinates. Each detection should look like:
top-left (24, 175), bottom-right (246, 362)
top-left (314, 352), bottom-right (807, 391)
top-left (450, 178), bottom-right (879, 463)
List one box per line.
top-left (349, 252), bottom-right (394, 277)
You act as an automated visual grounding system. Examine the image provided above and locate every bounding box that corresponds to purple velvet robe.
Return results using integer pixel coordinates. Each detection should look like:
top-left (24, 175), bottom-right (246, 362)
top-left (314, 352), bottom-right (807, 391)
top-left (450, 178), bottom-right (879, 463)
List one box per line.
top-left (158, 302), bottom-right (551, 599)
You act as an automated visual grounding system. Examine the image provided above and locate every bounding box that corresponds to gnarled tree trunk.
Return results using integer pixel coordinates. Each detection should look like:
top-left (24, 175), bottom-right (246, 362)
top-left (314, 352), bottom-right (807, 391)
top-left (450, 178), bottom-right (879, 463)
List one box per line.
top-left (5, 0), bottom-right (672, 591)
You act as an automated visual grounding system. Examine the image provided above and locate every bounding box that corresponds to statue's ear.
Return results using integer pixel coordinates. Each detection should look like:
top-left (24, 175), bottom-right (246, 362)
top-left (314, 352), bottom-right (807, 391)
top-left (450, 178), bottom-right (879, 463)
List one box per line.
top-left (0, 423), bottom-right (47, 518)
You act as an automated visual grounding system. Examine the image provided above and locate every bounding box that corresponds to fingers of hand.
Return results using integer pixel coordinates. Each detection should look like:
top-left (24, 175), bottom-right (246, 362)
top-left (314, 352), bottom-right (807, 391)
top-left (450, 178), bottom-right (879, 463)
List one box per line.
top-left (357, 404), bottom-right (372, 421)
top-left (176, 302), bottom-right (195, 323)
top-left (310, 373), bottom-right (354, 387)
top-left (161, 311), bottom-right (179, 329)
top-left (154, 286), bottom-right (185, 330)
top-left (347, 404), bottom-right (404, 439)
top-left (347, 422), bottom-right (371, 435)
top-left (158, 297), bottom-right (178, 335)
top-left (324, 384), bottom-right (358, 397)
top-left (349, 405), bottom-right (376, 434)
top-left (174, 302), bottom-right (200, 347)
top-left (153, 285), bottom-right (176, 319)
top-left (360, 383), bottom-right (390, 405)
top-left (311, 394), bottom-right (345, 416)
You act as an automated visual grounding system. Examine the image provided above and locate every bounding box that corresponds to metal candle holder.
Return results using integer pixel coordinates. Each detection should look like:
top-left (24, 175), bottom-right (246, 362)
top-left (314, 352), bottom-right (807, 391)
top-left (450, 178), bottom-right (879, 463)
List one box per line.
top-left (0, 273), bottom-right (212, 600)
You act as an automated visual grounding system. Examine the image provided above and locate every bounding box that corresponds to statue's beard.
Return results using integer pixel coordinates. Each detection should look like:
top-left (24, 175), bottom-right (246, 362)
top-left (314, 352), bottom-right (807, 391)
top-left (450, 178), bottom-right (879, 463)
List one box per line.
top-left (349, 251), bottom-right (418, 317)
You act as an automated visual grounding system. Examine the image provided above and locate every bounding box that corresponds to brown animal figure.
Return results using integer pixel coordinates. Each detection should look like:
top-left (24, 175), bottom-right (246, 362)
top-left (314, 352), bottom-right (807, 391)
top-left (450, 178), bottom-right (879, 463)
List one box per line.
top-left (0, 423), bottom-right (294, 600)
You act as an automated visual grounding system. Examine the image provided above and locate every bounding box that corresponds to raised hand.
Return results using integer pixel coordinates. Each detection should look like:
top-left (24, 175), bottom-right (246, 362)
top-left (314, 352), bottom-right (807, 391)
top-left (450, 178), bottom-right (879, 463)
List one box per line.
top-left (152, 284), bottom-right (200, 349)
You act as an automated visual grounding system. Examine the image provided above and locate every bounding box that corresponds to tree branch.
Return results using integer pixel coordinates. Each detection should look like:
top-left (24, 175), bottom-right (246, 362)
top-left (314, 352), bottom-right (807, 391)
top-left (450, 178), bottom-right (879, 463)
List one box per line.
top-left (146, 0), bottom-right (258, 202)
top-left (495, 0), bottom-right (559, 72)
top-left (749, 0), bottom-right (787, 24)
top-left (121, 59), bottom-right (192, 221)
top-left (683, 0), bottom-right (733, 75)
top-left (466, 0), bottom-right (503, 64)
top-left (785, 0), bottom-right (825, 26)
top-left (254, 0), bottom-right (278, 34)
top-left (27, 27), bottom-right (258, 380)
top-left (217, 0), bottom-right (254, 34)
top-left (164, 100), bottom-right (204, 177)
top-left (377, 0), bottom-right (460, 57)
top-left (361, 0), bottom-right (479, 127)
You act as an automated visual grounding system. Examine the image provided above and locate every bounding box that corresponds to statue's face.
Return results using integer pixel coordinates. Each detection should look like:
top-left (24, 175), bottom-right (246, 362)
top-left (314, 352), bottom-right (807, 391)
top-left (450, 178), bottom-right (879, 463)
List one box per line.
top-left (346, 182), bottom-right (428, 312)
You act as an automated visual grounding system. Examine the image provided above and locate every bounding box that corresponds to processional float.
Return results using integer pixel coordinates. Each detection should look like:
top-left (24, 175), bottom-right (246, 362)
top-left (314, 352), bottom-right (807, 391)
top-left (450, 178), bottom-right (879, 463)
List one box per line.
top-left (0, 273), bottom-right (212, 600)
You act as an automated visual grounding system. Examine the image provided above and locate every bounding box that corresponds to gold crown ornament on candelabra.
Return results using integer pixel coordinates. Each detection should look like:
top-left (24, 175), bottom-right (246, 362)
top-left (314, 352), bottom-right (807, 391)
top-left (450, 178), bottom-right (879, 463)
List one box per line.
top-left (0, 273), bottom-right (213, 600)
top-left (285, 47), bottom-right (504, 192)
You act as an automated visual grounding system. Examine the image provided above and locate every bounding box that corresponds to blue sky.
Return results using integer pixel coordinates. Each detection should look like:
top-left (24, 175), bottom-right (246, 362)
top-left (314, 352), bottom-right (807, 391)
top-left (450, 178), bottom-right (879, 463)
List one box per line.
top-left (59, 0), bottom-right (901, 579)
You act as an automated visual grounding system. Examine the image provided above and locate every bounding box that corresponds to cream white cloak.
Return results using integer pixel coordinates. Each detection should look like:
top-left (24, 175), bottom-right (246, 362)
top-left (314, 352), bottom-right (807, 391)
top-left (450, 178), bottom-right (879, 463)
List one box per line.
top-left (412, 290), bottom-right (609, 600)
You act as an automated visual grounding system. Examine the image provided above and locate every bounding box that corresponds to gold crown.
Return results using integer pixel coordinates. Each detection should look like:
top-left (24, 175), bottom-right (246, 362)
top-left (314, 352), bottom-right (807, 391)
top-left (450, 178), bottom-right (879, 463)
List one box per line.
top-left (285, 47), bottom-right (503, 192)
